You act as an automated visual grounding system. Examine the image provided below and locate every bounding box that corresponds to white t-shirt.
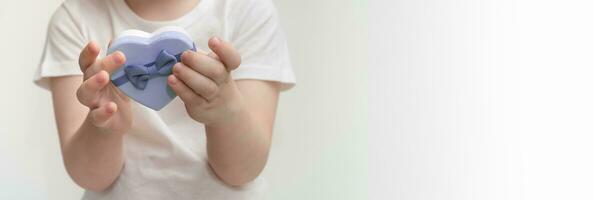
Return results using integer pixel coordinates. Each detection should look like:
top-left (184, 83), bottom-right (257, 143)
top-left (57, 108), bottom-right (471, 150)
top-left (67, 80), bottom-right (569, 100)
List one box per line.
top-left (34, 0), bottom-right (295, 199)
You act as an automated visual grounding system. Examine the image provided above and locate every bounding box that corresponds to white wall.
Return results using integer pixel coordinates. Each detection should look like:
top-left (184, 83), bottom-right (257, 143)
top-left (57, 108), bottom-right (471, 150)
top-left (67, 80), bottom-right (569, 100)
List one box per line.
top-left (370, 1), bottom-right (520, 199)
top-left (0, 0), bottom-right (83, 199)
top-left (371, 0), bottom-right (594, 199)
top-left (266, 0), bottom-right (367, 199)
top-left (0, 0), bottom-right (367, 199)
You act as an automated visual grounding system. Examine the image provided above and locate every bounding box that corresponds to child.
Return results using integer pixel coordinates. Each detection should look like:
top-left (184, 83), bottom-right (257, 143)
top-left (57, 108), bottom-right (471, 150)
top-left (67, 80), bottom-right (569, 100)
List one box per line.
top-left (34, 0), bottom-right (295, 199)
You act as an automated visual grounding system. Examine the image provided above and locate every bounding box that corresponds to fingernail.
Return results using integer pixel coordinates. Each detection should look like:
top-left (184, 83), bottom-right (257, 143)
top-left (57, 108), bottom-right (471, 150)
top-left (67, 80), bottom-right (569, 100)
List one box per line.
top-left (181, 51), bottom-right (190, 59)
top-left (88, 42), bottom-right (99, 53)
top-left (211, 37), bottom-right (220, 46)
top-left (106, 107), bottom-right (113, 114)
top-left (96, 72), bottom-right (106, 83)
top-left (172, 64), bottom-right (179, 74)
top-left (106, 103), bottom-right (116, 114)
top-left (114, 51), bottom-right (125, 63)
top-left (169, 75), bottom-right (177, 84)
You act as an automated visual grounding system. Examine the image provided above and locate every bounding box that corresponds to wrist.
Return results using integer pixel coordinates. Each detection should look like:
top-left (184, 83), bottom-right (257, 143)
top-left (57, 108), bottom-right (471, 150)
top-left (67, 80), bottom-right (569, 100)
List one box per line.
top-left (205, 102), bottom-right (249, 129)
top-left (201, 83), bottom-right (247, 128)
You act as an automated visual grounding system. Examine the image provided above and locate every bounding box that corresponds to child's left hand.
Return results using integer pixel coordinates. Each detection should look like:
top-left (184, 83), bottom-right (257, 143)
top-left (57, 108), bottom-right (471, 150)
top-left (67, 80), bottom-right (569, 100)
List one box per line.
top-left (167, 37), bottom-right (245, 126)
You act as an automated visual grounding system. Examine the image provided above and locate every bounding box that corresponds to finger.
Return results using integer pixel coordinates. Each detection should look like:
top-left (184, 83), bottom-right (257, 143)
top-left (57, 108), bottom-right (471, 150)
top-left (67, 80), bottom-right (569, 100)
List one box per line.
top-left (172, 63), bottom-right (219, 100)
top-left (197, 49), bottom-right (221, 61)
top-left (90, 102), bottom-right (117, 128)
top-left (79, 42), bottom-right (101, 72)
top-left (196, 49), bottom-right (210, 55)
top-left (77, 70), bottom-right (110, 107)
top-left (181, 51), bottom-right (229, 85)
top-left (167, 75), bottom-right (207, 106)
top-left (207, 52), bottom-right (220, 61)
top-left (99, 51), bottom-right (126, 74)
top-left (208, 37), bottom-right (241, 71)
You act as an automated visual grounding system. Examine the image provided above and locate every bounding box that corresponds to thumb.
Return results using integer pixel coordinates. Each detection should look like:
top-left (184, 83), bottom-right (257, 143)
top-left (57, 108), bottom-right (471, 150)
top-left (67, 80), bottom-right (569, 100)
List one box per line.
top-left (208, 37), bottom-right (241, 71)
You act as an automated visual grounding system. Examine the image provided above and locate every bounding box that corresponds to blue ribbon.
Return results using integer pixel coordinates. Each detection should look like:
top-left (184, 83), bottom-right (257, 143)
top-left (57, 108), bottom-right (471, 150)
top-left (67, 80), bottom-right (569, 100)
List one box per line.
top-left (112, 47), bottom-right (193, 90)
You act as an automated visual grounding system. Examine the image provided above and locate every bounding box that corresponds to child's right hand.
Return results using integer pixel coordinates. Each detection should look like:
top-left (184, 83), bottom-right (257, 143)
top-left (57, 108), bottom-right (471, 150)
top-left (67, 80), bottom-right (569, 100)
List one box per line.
top-left (77, 42), bottom-right (132, 134)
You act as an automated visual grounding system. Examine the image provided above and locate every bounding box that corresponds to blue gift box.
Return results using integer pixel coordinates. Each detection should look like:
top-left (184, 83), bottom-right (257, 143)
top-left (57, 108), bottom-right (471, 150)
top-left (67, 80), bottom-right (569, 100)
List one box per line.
top-left (108, 26), bottom-right (196, 110)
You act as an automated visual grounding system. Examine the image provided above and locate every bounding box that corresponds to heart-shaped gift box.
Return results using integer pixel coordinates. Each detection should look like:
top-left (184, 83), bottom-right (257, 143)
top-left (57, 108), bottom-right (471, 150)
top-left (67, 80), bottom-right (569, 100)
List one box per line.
top-left (108, 26), bottom-right (196, 110)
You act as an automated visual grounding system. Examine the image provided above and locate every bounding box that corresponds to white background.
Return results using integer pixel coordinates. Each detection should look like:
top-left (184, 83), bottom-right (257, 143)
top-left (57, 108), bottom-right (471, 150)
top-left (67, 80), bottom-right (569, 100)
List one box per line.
top-left (371, 0), bottom-right (594, 199)
top-left (0, 0), bottom-right (367, 199)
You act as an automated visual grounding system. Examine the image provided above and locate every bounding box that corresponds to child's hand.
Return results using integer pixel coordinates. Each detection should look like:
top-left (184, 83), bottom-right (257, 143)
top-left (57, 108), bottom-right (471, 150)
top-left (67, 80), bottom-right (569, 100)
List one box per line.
top-left (77, 42), bottom-right (133, 134)
top-left (167, 37), bottom-right (244, 126)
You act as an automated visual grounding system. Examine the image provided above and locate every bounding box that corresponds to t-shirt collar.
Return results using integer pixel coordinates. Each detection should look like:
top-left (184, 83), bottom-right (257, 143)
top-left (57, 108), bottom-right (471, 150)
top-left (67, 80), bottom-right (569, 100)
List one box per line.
top-left (111, 0), bottom-right (206, 31)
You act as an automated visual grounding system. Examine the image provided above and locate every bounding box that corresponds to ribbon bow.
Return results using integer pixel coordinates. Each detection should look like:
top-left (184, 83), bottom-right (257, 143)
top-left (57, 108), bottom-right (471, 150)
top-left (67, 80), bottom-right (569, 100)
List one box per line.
top-left (112, 50), bottom-right (182, 90)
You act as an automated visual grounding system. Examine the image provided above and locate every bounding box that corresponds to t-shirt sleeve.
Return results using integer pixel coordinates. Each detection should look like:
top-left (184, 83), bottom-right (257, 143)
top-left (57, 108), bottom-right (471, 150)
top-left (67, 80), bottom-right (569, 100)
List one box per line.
top-left (227, 0), bottom-right (296, 90)
top-left (34, 5), bottom-right (86, 90)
